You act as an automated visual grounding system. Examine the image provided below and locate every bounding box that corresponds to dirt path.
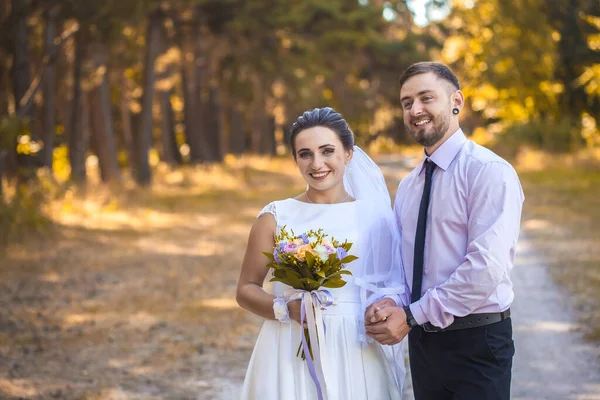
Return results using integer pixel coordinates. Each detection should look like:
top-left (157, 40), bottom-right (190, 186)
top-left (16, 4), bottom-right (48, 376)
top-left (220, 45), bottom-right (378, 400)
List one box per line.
top-left (511, 233), bottom-right (600, 399)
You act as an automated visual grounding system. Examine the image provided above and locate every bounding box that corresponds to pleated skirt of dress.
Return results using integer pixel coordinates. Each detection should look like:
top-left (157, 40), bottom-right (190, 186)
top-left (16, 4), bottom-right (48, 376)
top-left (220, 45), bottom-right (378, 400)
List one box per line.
top-left (241, 302), bottom-right (401, 400)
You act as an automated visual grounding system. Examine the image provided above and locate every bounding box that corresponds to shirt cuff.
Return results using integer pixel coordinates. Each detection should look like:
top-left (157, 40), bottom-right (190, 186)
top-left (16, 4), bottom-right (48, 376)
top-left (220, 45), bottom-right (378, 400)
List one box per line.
top-left (410, 301), bottom-right (429, 326)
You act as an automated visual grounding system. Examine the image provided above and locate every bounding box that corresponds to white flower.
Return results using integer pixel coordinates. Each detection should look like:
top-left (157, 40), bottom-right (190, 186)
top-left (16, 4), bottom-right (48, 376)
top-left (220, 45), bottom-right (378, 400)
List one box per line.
top-left (273, 299), bottom-right (290, 323)
top-left (313, 245), bottom-right (330, 262)
top-left (313, 244), bottom-right (326, 255)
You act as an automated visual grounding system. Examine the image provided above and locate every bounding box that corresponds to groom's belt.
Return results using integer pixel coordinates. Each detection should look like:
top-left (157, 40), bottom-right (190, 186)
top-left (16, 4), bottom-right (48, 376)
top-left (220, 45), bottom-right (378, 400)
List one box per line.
top-left (421, 308), bottom-right (511, 333)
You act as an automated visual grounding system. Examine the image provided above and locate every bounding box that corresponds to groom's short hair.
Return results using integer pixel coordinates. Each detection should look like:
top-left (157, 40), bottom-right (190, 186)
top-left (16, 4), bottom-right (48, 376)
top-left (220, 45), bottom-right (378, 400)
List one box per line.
top-left (399, 62), bottom-right (460, 93)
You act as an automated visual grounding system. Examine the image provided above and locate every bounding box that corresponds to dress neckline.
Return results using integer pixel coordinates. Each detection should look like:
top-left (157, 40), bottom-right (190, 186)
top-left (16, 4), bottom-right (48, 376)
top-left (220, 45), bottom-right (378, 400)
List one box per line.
top-left (288, 198), bottom-right (358, 205)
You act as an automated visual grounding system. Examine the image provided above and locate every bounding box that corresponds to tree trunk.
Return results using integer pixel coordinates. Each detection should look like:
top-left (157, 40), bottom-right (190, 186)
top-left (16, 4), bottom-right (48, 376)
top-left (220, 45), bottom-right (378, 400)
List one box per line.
top-left (249, 78), bottom-right (263, 154)
top-left (87, 46), bottom-right (120, 183)
top-left (192, 16), bottom-right (212, 162)
top-left (259, 115), bottom-right (276, 156)
top-left (9, 0), bottom-right (35, 174)
top-left (158, 90), bottom-right (181, 165)
top-left (0, 58), bottom-right (8, 188)
top-left (68, 29), bottom-right (87, 183)
top-left (229, 103), bottom-right (245, 155)
top-left (54, 19), bottom-right (70, 138)
top-left (175, 19), bottom-right (205, 163)
top-left (119, 74), bottom-right (136, 168)
top-left (205, 85), bottom-right (222, 162)
top-left (11, 0), bottom-right (31, 115)
top-left (180, 48), bottom-right (202, 162)
top-left (546, 2), bottom-right (593, 124)
top-left (41, 5), bottom-right (59, 169)
top-left (0, 1), bottom-right (9, 120)
top-left (284, 103), bottom-right (301, 151)
top-left (156, 22), bottom-right (181, 165)
top-left (0, 151), bottom-right (6, 199)
top-left (135, 10), bottom-right (163, 185)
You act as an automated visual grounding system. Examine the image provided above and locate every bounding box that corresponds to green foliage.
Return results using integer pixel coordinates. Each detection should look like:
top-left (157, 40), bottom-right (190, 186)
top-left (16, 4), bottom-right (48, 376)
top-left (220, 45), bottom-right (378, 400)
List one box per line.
top-left (496, 117), bottom-right (584, 156)
top-left (0, 178), bottom-right (53, 252)
top-left (0, 117), bottom-right (27, 151)
top-left (439, 0), bottom-right (600, 150)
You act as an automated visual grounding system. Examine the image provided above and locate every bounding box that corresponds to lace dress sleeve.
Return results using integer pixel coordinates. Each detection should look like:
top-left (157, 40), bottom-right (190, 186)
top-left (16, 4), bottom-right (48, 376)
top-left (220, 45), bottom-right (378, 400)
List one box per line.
top-left (257, 202), bottom-right (277, 221)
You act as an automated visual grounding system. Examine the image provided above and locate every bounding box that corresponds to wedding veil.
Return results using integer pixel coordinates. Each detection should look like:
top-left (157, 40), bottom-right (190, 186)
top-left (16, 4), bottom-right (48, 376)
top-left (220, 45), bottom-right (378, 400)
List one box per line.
top-left (343, 146), bottom-right (409, 387)
top-left (343, 146), bottom-right (409, 316)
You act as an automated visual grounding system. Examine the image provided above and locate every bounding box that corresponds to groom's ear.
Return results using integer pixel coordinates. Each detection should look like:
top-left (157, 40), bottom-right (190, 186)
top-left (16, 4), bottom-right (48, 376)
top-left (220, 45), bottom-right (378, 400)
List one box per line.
top-left (453, 90), bottom-right (465, 109)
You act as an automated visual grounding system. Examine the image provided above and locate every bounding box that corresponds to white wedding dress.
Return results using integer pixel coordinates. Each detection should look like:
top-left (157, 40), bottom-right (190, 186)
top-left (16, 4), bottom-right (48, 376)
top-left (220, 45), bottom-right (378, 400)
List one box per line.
top-left (241, 198), bottom-right (402, 400)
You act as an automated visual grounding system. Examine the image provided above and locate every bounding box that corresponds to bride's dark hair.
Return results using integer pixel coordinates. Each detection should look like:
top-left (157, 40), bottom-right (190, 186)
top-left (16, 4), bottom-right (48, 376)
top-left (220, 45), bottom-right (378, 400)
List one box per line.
top-left (289, 107), bottom-right (355, 160)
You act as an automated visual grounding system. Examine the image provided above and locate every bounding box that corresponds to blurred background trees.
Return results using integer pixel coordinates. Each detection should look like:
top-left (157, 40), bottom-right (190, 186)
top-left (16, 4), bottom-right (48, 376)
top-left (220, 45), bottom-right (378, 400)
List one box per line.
top-left (0, 0), bottom-right (599, 188)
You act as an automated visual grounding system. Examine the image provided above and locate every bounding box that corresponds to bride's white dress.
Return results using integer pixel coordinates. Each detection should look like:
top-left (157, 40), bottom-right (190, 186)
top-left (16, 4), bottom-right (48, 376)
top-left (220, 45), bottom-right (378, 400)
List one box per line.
top-left (241, 198), bottom-right (402, 400)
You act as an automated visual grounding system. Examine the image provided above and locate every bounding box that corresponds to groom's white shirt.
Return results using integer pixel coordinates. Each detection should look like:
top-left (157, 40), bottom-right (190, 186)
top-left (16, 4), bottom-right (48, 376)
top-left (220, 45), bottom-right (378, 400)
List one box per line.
top-left (394, 128), bottom-right (524, 328)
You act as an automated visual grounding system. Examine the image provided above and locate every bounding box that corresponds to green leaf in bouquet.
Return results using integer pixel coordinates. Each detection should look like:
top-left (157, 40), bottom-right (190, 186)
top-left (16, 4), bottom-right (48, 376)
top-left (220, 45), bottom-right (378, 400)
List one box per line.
top-left (322, 278), bottom-right (348, 288)
top-left (262, 252), bottom-right (275, 261)
top-left (315, 269), bottom-right (326, 278)
top-left (286, 268), bottom-right (304, 280)
top-left (298, 262), bottom-right (314, 279)
top-left (269, 264), bottom-right (286, 271)
top-left (300, 277), bottom-right (319, 286)
top-left (337, 270), bottom-right (352, 276)
top-left (305, 251), bottom-right (316, 269)
top-left (320, 263), bottom-right (335, 275)
top-left (285, 270), bottom-right (304, 288)
top-left (273, 269), bottom-right (287, 280)
top-left (340, 255), bottom-right (359, 264)
top-left (326, 269), bottom-right (352, 280)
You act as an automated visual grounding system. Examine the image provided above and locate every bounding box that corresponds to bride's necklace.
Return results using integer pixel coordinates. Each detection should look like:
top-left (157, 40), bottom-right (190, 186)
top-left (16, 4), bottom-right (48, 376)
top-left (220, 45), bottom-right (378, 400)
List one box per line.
top-left (305, 190), bottom-right (350, 204)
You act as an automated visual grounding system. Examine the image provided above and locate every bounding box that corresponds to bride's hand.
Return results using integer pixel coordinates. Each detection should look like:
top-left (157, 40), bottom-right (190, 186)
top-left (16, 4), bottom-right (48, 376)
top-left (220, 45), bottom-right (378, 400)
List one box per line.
top-left (287, 300), bottom-right (307, 328)
top-left (364, 297), bottom-right (397, 325)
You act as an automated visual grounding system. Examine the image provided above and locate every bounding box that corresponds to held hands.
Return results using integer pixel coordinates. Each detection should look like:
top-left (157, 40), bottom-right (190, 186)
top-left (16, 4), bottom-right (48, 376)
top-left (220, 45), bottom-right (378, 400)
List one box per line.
top-left (364, 298), bottom-right (411, 345)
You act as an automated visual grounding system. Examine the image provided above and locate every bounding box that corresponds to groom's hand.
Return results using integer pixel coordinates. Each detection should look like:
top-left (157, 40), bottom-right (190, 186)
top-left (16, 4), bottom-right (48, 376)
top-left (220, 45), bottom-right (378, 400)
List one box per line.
top-left (364, 297), bottom-right (396, 324)
top-left (365, 306), bottom-right (410, 345)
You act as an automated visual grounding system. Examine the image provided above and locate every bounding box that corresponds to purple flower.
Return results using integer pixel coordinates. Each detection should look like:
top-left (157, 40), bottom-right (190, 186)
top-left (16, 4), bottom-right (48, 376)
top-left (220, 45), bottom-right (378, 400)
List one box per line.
top-left (273, 249), bottom-right (282, 263)
top-left (298, 234), bottom-right (310, 244)
top-left (283, 242), bottom-right (300, 254)
top-left (336, 247), bottom-right (347, 260)
top-left (278, 242), bottom-right (287, 252)
top-left (324, 244), bottom-right (336, 255)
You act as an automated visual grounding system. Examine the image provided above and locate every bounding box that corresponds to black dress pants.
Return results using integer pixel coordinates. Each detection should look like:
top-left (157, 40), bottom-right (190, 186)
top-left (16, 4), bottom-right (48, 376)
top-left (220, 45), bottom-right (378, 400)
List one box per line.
top-left (408, 318), bottom-right (514, 400)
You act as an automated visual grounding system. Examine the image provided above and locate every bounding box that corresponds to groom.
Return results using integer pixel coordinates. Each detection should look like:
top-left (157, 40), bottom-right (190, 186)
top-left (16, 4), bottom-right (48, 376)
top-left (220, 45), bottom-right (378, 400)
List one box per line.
top-left (365, 62), bottom-right (524, 399)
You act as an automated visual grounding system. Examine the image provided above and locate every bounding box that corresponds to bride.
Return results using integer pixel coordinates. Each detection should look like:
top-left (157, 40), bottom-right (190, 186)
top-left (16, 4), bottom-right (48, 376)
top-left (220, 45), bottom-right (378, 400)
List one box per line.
top-left (236, 107), bottom-right (408, 399)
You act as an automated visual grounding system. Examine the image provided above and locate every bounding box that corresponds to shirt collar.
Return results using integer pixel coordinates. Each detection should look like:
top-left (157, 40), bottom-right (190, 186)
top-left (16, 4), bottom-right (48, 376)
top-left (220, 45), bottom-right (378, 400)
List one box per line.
top-left (418, 128), bottom-right (467, 173)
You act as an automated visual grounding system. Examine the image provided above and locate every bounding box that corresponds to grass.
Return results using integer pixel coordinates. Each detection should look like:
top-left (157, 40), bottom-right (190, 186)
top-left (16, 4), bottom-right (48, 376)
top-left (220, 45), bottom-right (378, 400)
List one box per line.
top-left (518, 160), bottom-right (600, 340)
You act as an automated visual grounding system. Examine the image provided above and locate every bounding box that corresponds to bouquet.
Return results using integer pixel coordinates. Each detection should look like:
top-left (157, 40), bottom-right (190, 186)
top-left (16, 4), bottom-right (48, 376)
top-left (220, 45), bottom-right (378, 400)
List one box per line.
top-left (263, 226), bottom-right (358, 360)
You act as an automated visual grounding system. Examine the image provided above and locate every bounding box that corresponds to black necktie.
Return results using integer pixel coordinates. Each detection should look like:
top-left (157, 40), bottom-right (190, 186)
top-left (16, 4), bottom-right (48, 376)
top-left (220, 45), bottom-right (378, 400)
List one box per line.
top-left (411, 159), bottom-right (436, 303)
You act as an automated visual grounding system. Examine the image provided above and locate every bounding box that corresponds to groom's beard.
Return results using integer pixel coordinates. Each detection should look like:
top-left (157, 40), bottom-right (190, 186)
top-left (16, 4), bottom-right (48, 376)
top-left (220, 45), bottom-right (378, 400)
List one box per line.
top-left (405, 112), bottom-right (450, 148)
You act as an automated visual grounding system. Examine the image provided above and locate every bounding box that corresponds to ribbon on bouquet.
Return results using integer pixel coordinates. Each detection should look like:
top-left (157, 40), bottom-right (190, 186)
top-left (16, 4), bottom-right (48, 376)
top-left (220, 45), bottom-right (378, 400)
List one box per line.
top-left (285, 288), bottom-right (334, 400)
